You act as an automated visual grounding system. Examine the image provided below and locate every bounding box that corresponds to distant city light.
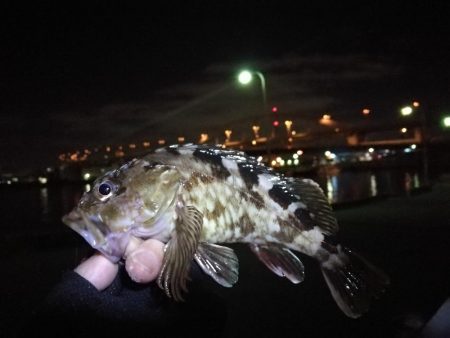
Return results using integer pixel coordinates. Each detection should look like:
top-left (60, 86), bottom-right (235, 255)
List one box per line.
top-left (237, 70), bottom-right (252, 85)
top-left (296, 149), bottom-right (304, 156)
top-left (257, 156), bottom-right (263, 162)
top-left (129, 143), bottom-right (136, 149)
top-left (38, 176), bottom-right (48, 185)
top-left (83, 173), bottom-right (91, 181)
top-left (143, 141), bottom-right (150, 147)
top-left (177, 136), bottom-right (185, 143)
top-left (319, 114), bottom-right (333, 126)
top-left (199, 134), bottom-right (209, 143)
top-left (401, 106), bottom-right (413, 116)
top-left (158, 139), bottom-right (166, 145)
top-left (401, 127), bottom-right (408, 133)
top-left (324, 151), bottom-right (336, 160)
top-left (252, 125), bottom-right (260, 139)
top-left (412, 101), bottom-right (420, 107)
top-left (224, 130), bottom-right (232, 141)
top-left (368, 147), bottom-right (374, 153)
top-left (411, 144), bottom-right (417, 149)
top-left (362, 108), bottom-right (371, 115)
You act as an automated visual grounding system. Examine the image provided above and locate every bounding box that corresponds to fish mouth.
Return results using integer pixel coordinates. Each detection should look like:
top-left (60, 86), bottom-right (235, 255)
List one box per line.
top-left (62, 209), bottom-right (130, 263)
top-left (62, 209), bottom-right (105, 248)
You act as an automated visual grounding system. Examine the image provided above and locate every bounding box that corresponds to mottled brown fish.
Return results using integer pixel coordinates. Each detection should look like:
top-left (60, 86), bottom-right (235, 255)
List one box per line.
top-left (63, 144), bottom-right (389, 318)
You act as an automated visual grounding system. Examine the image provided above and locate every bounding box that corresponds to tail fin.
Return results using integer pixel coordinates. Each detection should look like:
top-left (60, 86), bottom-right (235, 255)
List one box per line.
top-left (320, 245), bottom-right (390, 318)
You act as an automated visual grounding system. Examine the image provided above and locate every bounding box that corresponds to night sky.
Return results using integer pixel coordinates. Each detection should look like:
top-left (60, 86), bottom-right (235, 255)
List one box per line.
top-left (1, 2), bottom-right (449, 171)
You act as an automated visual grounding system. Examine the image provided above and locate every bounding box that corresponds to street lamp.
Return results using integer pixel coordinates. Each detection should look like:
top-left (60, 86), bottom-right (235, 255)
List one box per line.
top-left (238, 69), bottom-right (272, 151)
top-left (237, 69), bottom-right (268, 120)
top-left (400, 102), bottom-right (429, 186)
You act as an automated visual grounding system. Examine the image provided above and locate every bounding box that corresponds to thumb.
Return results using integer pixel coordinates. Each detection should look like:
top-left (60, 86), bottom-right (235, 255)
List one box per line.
top-left (125, 238), bottom-right (165, 283)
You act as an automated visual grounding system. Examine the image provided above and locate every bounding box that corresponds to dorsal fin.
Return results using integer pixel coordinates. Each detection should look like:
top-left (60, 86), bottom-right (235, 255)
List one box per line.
top-left (288, 177), bottom-right (339, 235)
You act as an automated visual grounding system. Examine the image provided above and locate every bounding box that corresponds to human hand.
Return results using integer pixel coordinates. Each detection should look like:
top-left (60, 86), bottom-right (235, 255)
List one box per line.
top-left (74, 237), bottom-right (165, 291)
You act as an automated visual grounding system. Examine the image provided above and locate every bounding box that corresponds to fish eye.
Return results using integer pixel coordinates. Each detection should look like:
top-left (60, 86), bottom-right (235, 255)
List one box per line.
top-left (96, 181), bottom-right (114, 201)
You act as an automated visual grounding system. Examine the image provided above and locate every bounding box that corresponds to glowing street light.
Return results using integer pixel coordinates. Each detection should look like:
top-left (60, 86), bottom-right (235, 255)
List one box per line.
top-left (443, 116), bottom-right (450, 128)
top-left (238, 70), bottom-right (253, 85)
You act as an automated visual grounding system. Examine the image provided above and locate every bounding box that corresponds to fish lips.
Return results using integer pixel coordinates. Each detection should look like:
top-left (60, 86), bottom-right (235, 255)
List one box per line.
top-left (62, 209), bottom-right (104, 247)
top-left (62, 209), bottom-right (129, 263)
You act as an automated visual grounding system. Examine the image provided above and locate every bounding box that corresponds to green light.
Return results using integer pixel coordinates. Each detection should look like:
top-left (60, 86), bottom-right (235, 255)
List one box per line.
top-left (400, 106), bottom-right (413, 116)
top-left (238, 70), bottom-right (253, 85)
top-left (443, 116), bottom-right (450, 127)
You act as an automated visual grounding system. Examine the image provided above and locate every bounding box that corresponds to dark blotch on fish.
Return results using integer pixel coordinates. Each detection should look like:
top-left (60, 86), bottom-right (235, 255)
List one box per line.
top-left (238, 162), bottom-right (263, 190)
top-left (193, 148), bottom-right (230, 179)
top-left (294, 208), bottom-right (315, 230)
top-left (268, 184), bottom-right (292, 209)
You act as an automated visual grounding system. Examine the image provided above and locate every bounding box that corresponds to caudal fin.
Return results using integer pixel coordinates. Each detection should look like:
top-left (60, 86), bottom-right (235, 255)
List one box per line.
top-left (320, 245), bottom-right (390, 318)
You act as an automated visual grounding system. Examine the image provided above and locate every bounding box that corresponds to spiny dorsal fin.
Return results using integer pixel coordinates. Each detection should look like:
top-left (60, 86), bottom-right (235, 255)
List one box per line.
top-left (194, 243), bottom-right (239, 287)
top-left (289, 178), bottom-right (338, 235)
top-left (157, 205), bottom-right (203, 301)
top-left (249, 243), bottom-right (305, 284)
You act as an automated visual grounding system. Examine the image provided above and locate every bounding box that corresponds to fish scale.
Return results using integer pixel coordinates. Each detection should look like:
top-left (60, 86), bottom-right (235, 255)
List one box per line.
top-left (63, 143), bottom-right (389, 318)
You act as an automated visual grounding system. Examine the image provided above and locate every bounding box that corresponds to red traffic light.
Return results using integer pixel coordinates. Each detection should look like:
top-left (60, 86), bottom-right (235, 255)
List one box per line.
top-left (272, 106), bottom-right (278, 113)
top-left (273, 120), bottom-right (280, 127)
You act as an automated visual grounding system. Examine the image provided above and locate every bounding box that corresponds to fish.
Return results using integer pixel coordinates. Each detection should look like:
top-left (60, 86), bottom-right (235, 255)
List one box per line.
top-left (62, 143), bottom-right (389, 318)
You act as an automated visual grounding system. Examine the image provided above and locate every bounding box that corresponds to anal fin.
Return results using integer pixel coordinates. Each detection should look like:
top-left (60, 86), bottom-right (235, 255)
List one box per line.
top-left (249, 244), bottom-right (305, 284)
top-left (194, 243), bottom-right (239, 287)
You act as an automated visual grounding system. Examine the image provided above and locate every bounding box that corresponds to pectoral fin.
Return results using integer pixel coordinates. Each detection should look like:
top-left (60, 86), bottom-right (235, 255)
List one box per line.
top-left (194, 243), bottom-right (239, 287)
top-left (157, 205), bottom-right (203, 301)
top-left (249, 243), bottom-right (305, 284)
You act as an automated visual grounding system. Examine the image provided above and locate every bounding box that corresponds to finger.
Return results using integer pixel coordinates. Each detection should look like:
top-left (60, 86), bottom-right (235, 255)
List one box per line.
top-left (74, 253), bottom-right (119, 291)
top-left (125, 238), bottom-right (165, 283)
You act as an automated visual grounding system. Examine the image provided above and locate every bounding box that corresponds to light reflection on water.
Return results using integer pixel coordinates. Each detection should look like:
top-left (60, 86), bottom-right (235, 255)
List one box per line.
top-left (317, 169), bottom-right (421, 204)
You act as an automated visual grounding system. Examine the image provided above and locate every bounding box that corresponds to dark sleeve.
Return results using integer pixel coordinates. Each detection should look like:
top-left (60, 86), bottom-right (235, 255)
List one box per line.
top-left (23, 265), bottom-right (227, 337)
